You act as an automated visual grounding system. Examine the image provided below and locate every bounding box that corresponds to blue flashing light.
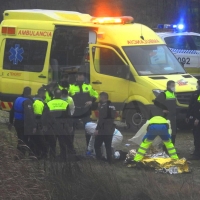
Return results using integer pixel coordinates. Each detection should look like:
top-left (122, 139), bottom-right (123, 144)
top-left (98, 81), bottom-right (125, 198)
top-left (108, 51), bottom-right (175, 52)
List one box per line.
top-left (177, 24), bottom-right (184, 30)
top-left (156, 23), bottom-right (185, 32)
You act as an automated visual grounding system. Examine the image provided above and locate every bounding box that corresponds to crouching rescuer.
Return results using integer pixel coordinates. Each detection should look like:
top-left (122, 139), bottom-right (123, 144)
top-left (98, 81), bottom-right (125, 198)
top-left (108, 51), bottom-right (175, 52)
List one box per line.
top-left (134, 115), bottom-right (179, 162)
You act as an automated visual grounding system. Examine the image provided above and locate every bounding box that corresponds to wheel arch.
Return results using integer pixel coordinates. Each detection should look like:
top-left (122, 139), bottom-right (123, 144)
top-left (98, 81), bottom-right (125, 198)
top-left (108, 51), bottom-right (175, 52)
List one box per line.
top-left (122, 95), bottom-right (150, 116)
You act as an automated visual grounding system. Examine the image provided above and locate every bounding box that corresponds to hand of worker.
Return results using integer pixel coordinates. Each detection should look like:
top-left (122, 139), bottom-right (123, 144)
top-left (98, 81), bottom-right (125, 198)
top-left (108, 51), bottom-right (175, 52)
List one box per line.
top-left (185, 118), bottom-right (189, 124)
top-left (163, 110), bottom-right (169, 113)
top-left (94, 130), bottom-right (98, 136)
top-left (194, 119), bottom-right (199, 126)
top-left (85, 101), bottom-right (92, 107)
top-left (8, 123), bottom-right (13, 131)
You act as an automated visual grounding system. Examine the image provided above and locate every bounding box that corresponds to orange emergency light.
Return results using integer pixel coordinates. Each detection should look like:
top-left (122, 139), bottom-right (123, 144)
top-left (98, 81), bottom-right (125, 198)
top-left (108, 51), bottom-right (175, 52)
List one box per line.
top-left (91, 16), bottom-right (134, 24)
top-left (2, 26), bottom-right (16, 35)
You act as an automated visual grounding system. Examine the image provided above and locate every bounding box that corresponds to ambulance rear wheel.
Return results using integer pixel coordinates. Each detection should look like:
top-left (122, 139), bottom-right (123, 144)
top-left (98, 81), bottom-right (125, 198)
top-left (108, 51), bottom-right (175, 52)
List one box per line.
top-left (125, 104), bottom-right (148, 132)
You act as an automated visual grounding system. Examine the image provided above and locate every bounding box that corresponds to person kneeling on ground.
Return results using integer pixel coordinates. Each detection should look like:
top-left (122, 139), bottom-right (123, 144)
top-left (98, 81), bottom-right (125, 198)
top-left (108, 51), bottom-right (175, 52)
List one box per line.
top-left (134, 115), bottom-right (179, 162)
top-left (85, 122), bottom-right (123, 159)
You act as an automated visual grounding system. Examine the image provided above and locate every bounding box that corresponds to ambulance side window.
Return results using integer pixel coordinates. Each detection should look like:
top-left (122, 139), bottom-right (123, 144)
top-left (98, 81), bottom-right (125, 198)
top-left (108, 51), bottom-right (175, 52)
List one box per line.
top-left (94, 47), bottom-right (127, 79)
top-left (3, 39), bottom-right (47, 72)
top-left (165, 36), bottom-right (191, 50)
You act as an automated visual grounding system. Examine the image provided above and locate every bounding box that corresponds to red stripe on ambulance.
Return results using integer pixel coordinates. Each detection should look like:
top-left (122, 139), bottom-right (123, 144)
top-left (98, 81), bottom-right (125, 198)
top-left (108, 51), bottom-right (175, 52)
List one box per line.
top-left (8, 102), bottom-right (13, 108)
top-left (1, 102), bottom-right (6, 109)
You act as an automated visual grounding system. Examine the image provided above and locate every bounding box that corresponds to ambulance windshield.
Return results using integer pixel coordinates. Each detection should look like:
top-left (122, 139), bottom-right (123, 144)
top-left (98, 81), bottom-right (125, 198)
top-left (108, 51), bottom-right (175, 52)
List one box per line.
top-left (123, 45), bottom-right (186, 75)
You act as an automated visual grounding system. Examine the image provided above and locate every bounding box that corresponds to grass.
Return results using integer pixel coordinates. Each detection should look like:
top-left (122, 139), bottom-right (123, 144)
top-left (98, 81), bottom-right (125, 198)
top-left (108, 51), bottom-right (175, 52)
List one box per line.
top-left (0, 130), bottom-right (50, 200)
top-left (46, 159), bottom-right (121, 200)
top-left (1, 122), bottom-right (200, 200)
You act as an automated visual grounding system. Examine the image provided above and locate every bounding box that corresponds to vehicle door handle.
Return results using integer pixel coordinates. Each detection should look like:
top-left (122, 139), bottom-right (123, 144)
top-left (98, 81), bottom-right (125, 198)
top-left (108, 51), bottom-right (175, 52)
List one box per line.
top-left (38, 74), bottom-right (46, 78)
top-left (92, 80), bottom-right (102, 84)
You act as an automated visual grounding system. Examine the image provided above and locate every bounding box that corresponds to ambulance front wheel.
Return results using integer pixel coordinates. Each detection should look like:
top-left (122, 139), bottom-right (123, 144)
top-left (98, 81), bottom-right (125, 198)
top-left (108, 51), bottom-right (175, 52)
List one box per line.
top-left (125, 104), bottom-right (148, 132)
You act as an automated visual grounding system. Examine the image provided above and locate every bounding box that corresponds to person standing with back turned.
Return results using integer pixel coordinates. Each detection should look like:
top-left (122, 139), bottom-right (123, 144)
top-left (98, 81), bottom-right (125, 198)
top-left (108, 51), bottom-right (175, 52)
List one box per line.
top-left (69, 71), bottom-right (98, 146)
top-left (154, 80), bottom-right (177, 145)
top-left (9, 87), bottom-right (36, 156)
top-left (42, 88), bottom-right (73, 160)
top-left (94, 92), bottom-right (116, 164)
top-left (30, 87), bottom-right (47, 159)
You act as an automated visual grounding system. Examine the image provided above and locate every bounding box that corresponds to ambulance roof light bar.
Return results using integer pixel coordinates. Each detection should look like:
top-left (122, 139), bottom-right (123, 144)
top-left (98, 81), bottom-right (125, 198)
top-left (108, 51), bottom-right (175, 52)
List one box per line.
top-left (91, 16), bottom-right (134, 24)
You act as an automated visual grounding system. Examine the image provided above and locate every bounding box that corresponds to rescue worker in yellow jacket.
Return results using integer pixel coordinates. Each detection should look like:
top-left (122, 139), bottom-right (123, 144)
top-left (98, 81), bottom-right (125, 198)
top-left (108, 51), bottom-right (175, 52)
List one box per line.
top-left (43, 82), bottom-right (57, 104)
top-left (57, 74), bottom-right (71, 91)
top-left (42, 88), bottom-right (73, 160)
top-left (29, 88), bottom-right (47, 158)
top-left (134, 115), bottom-right (179, 162)
top-left (69, 71), bottom-right (99, 146)
top-left (154, 80), bottom-right (177, 144)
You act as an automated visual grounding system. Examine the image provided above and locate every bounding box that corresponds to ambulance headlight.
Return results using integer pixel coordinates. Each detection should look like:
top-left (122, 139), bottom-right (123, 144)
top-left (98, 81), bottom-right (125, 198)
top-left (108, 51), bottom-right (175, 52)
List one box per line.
top-left (153, 89), bottom-right (163, 97)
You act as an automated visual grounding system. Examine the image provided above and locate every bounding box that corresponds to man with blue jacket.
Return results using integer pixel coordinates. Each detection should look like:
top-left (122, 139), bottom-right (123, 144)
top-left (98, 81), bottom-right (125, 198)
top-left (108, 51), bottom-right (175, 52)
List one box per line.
top-left (9, 87), bottom-right (36, 155)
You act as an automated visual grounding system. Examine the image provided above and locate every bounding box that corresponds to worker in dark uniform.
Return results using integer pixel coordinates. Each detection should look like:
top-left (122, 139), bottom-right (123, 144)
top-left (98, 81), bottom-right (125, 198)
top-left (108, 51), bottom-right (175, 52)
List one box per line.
top-left (154, 80), bottom-right (177, 145)
top-left (186, 80), bottom-right (200, 158)
top-left (29, 88), bottom-right (47, 158)
top-left (9, 87), bottom-right (36, 156)
top-left (94, 92), bottom-right (116, 164)
top-left (42, 88), bottom-right (73, 160)
top-left (69, 71), bottom-right (98, 146)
